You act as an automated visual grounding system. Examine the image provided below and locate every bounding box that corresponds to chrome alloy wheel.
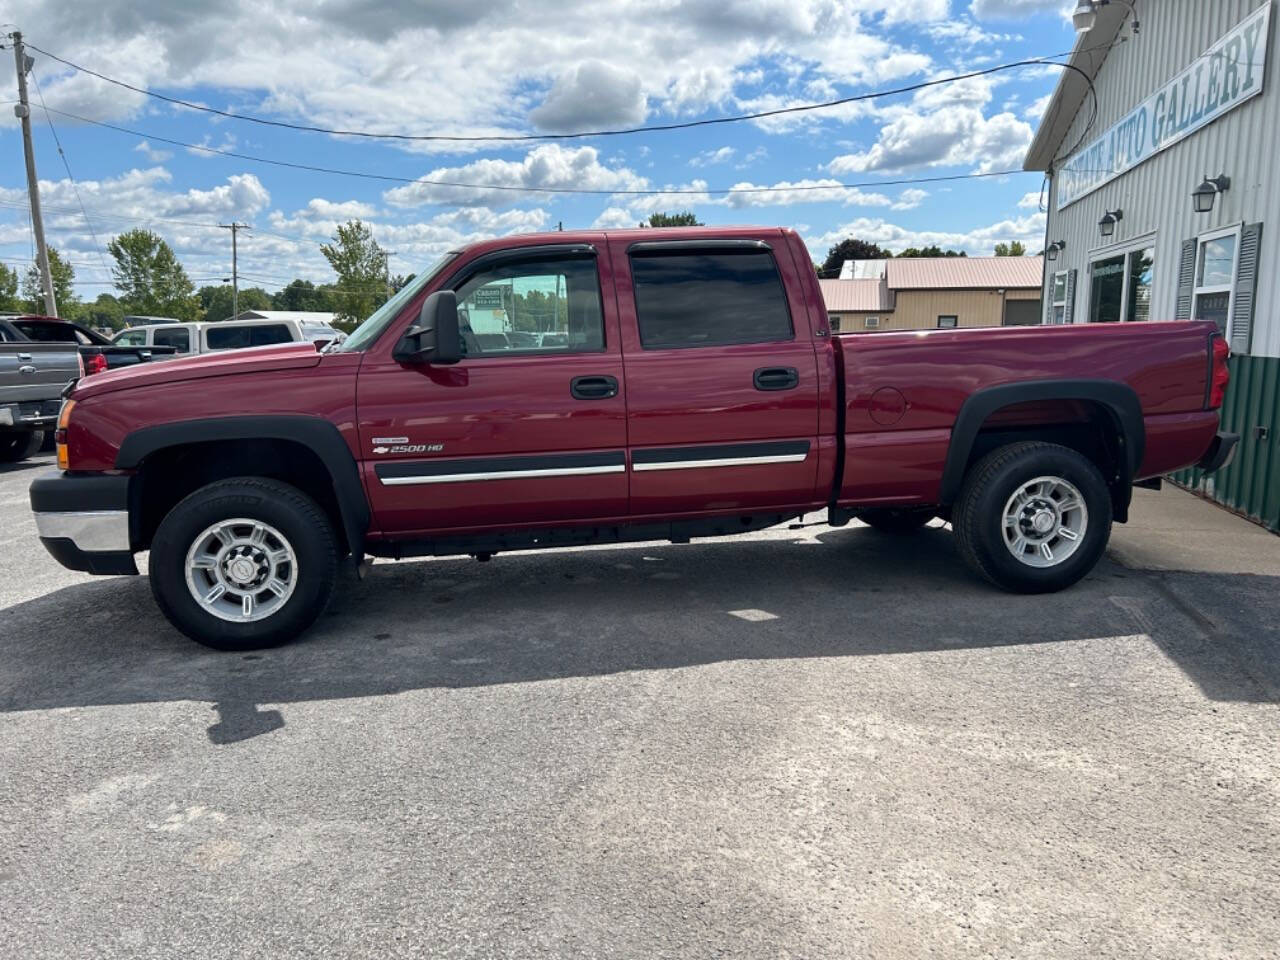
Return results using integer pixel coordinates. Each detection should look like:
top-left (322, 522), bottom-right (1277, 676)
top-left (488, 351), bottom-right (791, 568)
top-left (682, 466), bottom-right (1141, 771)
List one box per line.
top-left (1001, 475), bottom-right (1089, 568)
top-left (184, 518), bottom-right (298, 622)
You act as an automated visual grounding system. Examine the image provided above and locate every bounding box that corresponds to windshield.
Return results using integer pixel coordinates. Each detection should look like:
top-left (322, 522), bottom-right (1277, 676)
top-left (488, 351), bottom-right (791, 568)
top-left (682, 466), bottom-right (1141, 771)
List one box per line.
top-left (337, 253), bottom-right (458, 352)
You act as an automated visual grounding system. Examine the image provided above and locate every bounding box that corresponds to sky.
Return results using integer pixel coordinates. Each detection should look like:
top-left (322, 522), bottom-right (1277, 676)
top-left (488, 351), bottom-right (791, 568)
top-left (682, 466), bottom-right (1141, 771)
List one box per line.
top-left (0, 0), bottom-right (1077, 301)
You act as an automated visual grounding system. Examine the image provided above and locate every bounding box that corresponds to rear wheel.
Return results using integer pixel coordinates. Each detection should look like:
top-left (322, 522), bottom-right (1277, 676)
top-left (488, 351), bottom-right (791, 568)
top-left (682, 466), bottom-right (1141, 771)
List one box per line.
top-left (953, 441), bottom-right (1112, 593)
top-left (857, 507), bottom-right (935, 534)
top-left (0, 431), bottom-right (44, 463)
top-left (149, 477), bottom-right (338, 650)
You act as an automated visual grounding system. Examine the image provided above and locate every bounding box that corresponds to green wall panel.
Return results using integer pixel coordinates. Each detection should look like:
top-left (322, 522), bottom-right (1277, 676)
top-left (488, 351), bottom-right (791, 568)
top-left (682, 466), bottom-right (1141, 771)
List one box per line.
top-left (1171, 355), bottom-right (1280, 531)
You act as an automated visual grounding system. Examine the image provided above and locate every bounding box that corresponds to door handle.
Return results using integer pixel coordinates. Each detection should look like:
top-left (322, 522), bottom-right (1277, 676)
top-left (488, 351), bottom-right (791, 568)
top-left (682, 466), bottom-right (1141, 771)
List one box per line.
top-left (570, 375), bottom-right (619, 400)
top-left (753, 366), bottom-right (799, 391)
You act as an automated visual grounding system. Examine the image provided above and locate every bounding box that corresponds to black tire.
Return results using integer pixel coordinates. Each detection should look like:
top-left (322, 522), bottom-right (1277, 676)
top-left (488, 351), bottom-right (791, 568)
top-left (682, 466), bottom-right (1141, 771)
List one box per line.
top-left (40, 430), bottom-right (56, 453)
top-left (0, 431), bottom-right (44, 463)
top-left (149, 477), bottom-right (338, 650)
top-left (857, 507), bottom-right (935, 534)
top-left (953, 441), bottom-right (1112, 594)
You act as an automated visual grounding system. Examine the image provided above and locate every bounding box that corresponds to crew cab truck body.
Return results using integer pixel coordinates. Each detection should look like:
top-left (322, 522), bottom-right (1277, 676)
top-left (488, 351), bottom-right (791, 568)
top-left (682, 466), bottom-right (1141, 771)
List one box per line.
top-left (30, 227), bottom-right (1236, 650)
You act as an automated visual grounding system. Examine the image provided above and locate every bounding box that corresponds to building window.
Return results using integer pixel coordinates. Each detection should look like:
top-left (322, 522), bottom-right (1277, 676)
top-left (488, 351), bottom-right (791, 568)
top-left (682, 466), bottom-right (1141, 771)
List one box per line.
top-left (1192, 225), bottom-right (1240, 338)
top-left (1088, 243), bottom-right (1155, 323)
top-left (863, 316), bottom-right (881, 329)
top-left (1050, 271), bottom-right (1068, 324)
top-left (937, 315), bottom-right (957, 328)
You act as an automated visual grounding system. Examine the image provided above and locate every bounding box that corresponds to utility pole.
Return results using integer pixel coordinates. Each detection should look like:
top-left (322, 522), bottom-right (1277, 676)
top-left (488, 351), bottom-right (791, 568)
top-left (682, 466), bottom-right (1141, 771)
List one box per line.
top-left (383, 250), bottom-right (398, 299)
top-left (10, 32), bottom-right (57, 317)
top-left (219, 222), bottom-right (249, 320)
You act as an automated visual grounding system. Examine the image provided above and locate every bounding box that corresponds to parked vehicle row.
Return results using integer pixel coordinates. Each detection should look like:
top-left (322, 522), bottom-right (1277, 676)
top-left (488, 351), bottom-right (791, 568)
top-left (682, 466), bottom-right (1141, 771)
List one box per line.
top-left (30, 227), bottom-right (1236, 650)
top-left (0, 315), bottom-right (179, 375)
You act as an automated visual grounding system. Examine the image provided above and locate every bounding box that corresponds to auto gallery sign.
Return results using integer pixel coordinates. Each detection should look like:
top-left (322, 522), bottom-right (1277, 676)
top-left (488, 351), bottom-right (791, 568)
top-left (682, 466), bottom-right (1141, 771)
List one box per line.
top-left (1056, 3), bottom-right (1272, 210)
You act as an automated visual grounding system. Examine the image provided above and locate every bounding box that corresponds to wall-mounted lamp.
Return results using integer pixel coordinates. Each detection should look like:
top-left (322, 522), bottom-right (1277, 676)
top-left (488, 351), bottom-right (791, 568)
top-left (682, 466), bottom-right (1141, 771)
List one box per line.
top-left (1046, 240), bottom-right (1066, 261)
top-left (1098, 209), bottom-right (1123, 237)
top-left (1192, 174), bottom-right (1231, 214)
top-left (1073, 0), bottom-right (1139, 36)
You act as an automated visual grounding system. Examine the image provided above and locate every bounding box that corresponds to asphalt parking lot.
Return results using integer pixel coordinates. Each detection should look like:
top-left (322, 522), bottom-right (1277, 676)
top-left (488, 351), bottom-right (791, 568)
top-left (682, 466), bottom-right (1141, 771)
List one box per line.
top-left (2, 453), bottom-right (1278, 959)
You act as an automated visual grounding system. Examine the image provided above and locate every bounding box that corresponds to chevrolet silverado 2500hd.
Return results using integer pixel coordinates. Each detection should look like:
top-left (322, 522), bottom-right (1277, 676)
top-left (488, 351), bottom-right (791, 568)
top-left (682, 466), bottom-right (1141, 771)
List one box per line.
top-left (29, 228), bottom-right (1237, 650)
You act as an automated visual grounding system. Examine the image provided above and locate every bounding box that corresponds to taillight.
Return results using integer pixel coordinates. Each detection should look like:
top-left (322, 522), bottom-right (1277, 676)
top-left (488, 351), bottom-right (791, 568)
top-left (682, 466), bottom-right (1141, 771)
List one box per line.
top-left (55, 399), bottom-right (75, 471)
top-left (1208, 335), bottom-right (1231, 409)
top-left (83, 353), bottom-right (109, 376)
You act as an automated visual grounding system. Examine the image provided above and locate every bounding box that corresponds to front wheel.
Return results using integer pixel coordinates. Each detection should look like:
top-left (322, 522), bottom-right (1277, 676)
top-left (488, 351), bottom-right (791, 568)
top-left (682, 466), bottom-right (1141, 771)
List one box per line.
top-left (953, 441), bottom-right (1112, 594)
top-left (149, 478), bottom-right (338, 650)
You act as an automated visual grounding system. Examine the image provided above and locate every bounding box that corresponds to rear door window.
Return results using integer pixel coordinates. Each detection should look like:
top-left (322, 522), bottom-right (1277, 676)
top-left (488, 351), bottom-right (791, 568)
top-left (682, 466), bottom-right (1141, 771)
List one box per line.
top-left (113, 329), bottom-right (148, 346)
top-left (629, 250), bottom-right (793, 349)
top-left (153, 327), bottom-right (191, 352)
top-left (205, 325), bottom-right (251, 350)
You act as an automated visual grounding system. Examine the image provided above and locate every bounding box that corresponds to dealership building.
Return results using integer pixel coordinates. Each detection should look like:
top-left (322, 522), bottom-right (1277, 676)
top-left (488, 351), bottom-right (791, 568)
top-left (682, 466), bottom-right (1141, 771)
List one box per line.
top-left (1025, 0), bottom-right (1279, 530)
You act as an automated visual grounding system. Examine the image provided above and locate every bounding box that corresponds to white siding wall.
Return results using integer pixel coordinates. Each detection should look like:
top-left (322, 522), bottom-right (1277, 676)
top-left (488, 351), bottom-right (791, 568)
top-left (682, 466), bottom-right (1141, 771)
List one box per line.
top-left (1041, 0), bottom-right (1280, 357)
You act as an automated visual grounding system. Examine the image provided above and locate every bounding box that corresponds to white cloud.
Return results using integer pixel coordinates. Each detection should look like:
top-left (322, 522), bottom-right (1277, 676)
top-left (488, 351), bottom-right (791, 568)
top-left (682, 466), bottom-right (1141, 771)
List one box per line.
top-left (926, 21), bottom-right (1021, 46)
top-left (17, 0), bottom-right (938, 151)
top-left (383, 144), bottom-right (650, 208)
top-left (722, 179), bottom-right (893, 209)
top-left (828, 108), bottom-right (1030, 174)
top-left (592, 206), bottom-right (640, 229)
top-left (892, 188), bottom-right (929, 210)
top-left (1018, 190), bottom-right (1044, 208)
top-left (970, 0), bottom-right (1069, 18)
top-left (689, 147), bottom-right (736, 167)
top-left (133, 140), bottom-right (172, 163)
top-left (1023, 92), bottom-right (1053, 120)
top-left (806, 211), bottom-right (1047, 258)
top-left (530, 61), bottom-right (647, 132)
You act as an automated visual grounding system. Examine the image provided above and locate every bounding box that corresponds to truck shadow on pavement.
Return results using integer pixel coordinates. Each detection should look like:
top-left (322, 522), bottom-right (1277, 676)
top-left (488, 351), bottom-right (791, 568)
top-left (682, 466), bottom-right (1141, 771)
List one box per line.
top-left (2, 525), bottom-right (1277, 743)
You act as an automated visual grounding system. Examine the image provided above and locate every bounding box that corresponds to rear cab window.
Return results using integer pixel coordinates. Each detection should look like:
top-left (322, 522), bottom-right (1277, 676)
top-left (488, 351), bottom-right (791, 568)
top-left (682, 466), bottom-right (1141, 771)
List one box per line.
top-left (628, 248), bottom-right (793, 349)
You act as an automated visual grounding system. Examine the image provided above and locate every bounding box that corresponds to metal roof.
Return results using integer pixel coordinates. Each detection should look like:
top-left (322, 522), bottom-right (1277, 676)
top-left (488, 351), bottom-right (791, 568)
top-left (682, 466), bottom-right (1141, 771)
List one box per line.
top-left (885, 256), bottom-right (1044, 290)
top-left (818, 278), bottom-right (893, 312)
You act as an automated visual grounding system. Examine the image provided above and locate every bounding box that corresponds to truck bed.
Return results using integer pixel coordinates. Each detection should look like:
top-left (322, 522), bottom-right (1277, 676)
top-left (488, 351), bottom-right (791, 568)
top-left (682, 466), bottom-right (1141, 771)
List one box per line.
top-left (834, 320), bottom-right (1219, 506)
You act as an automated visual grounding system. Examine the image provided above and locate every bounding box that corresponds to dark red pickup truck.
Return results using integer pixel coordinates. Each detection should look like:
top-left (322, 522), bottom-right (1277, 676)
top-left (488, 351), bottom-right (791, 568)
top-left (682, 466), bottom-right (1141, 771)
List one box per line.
top-left (30, 227), bottom-right (1236, 650)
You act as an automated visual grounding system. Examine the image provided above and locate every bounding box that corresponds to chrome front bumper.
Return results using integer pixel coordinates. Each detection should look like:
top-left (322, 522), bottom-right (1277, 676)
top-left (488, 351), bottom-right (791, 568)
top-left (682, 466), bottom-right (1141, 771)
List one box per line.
top-left (29, 471), bottom-right (138, 576)
top-left (33, 510), bottom-right (131, 552)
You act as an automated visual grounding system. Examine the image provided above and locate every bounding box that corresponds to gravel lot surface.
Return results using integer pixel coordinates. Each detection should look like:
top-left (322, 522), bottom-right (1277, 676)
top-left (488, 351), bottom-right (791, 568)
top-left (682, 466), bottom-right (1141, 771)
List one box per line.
top-left (3, 454), bottom-right (1277, 959)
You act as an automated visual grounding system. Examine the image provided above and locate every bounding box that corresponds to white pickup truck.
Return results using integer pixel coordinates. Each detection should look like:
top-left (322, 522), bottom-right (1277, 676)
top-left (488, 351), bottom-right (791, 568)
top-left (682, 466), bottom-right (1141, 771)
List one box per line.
top-left (113, 317), bottom-right (342, 355)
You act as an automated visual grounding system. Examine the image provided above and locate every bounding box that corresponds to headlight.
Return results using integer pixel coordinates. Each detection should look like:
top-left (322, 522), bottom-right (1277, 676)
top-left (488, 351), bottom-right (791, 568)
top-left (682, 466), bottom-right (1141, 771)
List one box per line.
top-left (55, 399), bottom-right (75, 471)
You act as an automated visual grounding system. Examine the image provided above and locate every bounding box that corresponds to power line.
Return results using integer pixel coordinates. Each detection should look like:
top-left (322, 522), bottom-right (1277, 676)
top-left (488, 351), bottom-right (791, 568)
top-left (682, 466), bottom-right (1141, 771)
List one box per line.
top-left (28, 67), bottom-right (112, 277)
top-left (27, 40), bottom-right (1092, 144)
top-left (20, 105), bottom-right (1038, 195)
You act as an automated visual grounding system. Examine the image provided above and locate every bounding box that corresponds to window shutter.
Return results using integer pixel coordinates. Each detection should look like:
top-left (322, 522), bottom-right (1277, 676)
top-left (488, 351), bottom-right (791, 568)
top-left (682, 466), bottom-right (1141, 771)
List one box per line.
top-left (1064, 268), bottom-right (1077, 324)
top-left (1175, 238), bottom-right (1197, 320)
top-left (1230, 222), bottom-right (1262, 355)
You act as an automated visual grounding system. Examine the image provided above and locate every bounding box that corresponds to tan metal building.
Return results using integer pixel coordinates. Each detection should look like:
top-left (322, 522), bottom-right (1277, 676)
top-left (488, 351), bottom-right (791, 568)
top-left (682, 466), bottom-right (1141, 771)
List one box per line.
top-left (820, 257), bottom-right (1044, 333)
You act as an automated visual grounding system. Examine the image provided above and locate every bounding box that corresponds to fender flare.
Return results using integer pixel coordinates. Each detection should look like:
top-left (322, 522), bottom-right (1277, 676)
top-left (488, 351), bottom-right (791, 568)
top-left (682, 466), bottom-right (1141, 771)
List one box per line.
top-left (115, 415), bottom-right (370, 556)
top-left (939, 379), bottom-right (1146, 505)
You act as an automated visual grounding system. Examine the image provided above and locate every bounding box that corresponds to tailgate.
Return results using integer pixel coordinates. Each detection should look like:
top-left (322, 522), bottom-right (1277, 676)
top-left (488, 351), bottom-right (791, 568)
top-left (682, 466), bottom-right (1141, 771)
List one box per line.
top-left (0, 344), bottom-right (79, 404)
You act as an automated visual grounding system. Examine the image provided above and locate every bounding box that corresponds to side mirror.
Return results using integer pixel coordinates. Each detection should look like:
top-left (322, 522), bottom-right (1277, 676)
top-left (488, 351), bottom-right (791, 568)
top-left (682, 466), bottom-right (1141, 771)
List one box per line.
top-left (393, 290), bottom-right (462, 365)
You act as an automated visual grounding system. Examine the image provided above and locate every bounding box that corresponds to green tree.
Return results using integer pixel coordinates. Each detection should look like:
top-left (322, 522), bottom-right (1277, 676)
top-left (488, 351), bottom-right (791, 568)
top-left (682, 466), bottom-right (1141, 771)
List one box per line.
top-left (22, 247), bottom-right (78, 312)
top-left (820, 238), bottom-right (893, 276)
top-left (273, 279), bottom-right (334, 313)
top-left (107, 229), bottom-right (200, 320)
top-left (198, 283), bottom-right (273, 322)
top-left (67, 293), bottom-right (128, 332)
top-left (994, 241), bottom-right (1028, 256)
top-left (320, 220), bottom-right (387, 328)
top-left (0, 262), bottom-right (18, 311)
top-left (642, 211), bottom-right (703, 228)
top-left (897, 246), bottom-right (967, 258)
